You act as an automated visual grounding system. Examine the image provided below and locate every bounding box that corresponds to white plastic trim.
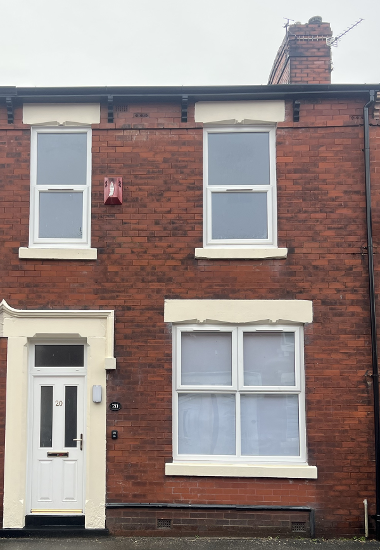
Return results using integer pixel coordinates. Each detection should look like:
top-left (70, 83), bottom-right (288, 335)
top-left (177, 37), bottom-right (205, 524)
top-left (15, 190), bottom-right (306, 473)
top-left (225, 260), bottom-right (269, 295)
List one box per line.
top-left (195, 247), bottom-right (288, 259)
top-left (165, 462), bottom-right (317, 479)
top-left (19, 247), bottom-right (98, 260)
top-left (164, 299), bottom-right (313, 325)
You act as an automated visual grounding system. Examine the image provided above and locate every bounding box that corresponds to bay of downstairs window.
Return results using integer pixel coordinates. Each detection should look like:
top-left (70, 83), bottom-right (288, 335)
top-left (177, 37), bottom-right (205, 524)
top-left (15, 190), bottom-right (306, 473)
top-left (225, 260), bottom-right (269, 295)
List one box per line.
top-left (173, 325), bottom-right (306, 463)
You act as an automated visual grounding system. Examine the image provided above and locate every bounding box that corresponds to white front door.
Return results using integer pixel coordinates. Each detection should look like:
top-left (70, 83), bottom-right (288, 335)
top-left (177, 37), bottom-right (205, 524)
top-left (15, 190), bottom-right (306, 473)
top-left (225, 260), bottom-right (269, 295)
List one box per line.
top-left (30, 375), bottom-right (85, 514)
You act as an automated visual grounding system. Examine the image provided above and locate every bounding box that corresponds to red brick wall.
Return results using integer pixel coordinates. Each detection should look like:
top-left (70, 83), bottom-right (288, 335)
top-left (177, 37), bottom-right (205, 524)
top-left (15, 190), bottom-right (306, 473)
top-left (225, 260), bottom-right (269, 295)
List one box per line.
top-left (0, 96), bottom-right (378, 537)
top-left (106, 508), bottom-right (312, 537)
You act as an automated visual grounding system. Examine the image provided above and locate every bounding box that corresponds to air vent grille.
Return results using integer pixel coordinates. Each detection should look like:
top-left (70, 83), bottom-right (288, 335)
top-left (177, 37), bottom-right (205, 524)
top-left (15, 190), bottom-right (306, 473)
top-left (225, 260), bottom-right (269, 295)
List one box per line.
top-left (292, 521), bottom-right (306, 532)
top-left (157, 518), bottom-right (172, 529)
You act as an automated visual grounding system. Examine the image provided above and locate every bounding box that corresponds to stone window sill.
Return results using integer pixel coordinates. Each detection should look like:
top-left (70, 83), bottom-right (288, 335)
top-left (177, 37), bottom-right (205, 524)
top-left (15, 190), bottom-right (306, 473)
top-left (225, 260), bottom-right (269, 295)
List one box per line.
top-left (195, 248), bottom-right (288, 260)
top-left (19, 247), bottom-right (98, 260)
top-left (165, 462), bottom-right (317, 479)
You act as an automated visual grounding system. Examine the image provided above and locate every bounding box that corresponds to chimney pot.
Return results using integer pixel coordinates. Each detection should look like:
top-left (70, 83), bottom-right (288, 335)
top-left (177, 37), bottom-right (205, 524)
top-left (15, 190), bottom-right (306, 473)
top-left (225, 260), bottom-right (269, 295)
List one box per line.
top-left (308, 16), bottom-right (323, 24)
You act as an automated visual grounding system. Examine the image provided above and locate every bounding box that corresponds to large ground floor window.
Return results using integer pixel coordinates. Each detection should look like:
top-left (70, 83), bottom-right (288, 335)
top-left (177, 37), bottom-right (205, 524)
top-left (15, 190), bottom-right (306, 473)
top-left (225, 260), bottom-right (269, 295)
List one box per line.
top-left (172, 324), bottom-right (306, 464)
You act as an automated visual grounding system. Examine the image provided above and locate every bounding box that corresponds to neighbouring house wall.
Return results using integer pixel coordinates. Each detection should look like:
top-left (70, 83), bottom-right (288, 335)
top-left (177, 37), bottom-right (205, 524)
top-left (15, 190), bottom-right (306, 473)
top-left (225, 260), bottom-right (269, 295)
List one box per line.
top-left (0, 95), bottom-right (378, 537)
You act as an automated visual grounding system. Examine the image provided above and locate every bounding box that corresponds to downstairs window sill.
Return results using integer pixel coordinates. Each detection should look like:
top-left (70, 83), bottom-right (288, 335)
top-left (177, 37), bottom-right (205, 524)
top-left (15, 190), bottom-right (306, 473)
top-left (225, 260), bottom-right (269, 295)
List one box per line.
top-left (19, 247), bottom-right (98, 260)
top-left (165, 462), bottom-right (317, 479)
top-left (195, 248), bottom-right (288, 260)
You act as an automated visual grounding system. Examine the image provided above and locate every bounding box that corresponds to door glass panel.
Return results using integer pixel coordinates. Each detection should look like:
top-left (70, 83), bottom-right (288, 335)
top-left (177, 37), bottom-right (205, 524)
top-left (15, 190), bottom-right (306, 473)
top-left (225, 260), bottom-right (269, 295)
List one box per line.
top-left (65, 386), bottom-right (78, 448)
top-left (40, 386), bottom-right (53, 447)
top-left (35, 345), bottom-right (84, 367)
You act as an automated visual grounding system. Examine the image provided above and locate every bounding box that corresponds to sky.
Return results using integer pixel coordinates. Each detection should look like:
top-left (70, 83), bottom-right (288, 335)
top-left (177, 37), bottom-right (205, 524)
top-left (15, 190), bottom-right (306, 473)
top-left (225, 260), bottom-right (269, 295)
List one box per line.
top-left (1, 0), bottom-right (379, 88)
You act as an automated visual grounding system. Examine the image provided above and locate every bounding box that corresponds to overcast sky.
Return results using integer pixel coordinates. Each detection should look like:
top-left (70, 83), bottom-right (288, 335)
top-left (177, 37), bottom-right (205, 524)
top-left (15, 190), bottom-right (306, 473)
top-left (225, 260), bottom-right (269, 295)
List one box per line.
top-left (1, 0), bottom-right (379, 88)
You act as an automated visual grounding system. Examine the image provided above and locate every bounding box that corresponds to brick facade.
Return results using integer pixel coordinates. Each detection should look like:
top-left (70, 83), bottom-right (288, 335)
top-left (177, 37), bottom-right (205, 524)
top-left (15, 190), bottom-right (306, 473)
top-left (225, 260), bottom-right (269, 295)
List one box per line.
top-left (0, 90), bottom-right (379, 537)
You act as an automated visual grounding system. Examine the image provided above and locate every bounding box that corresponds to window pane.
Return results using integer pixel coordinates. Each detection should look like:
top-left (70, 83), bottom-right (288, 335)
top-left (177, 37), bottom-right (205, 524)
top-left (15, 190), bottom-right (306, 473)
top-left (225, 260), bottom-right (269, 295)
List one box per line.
top-left (241, 395), bottom-right (299, 456)
top-left (40, 386), bottom-right (53, 447)
top-left (35, 345), bottom-right (84, 367)
top-left (181, 332), bottom-right (232, 385)
top-left (65, 386), bottom-right (78, 448)
top-left (178, 393), bottom-right (235, 455)
top-left (39, 192), bottom-right (83, 238)
top-left (212, 192), bottom-right (268, 240)
top-left (37, 133), bottom-right (87, 186)
top-left (208, 132), bottom-right (270, 186)
top-left (243, 332), bottom-right (295, 386)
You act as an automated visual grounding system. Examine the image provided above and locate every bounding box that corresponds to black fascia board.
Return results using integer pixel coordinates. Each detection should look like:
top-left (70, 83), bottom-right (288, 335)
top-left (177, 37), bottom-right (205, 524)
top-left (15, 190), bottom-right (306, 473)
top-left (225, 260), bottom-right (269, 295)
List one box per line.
top-left (1, 83), bottom-right (379, 105)
top-left (0, 87), bottom-right (17, 97)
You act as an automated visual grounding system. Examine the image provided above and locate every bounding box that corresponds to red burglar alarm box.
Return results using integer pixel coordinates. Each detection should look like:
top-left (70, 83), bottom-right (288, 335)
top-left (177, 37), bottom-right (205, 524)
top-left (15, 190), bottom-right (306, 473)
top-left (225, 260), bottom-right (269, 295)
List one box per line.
top-left (104, 177), bottom-right (122, 205)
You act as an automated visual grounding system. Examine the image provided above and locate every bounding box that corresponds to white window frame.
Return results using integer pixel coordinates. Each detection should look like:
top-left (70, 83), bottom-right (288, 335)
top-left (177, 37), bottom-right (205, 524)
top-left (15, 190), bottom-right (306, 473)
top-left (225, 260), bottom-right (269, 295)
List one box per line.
top-left (29, 126), bottom-right (92, 249)
top-left (203, 126), bottom-right (277, 249)
top-left (172, 324), bottom-right (306, 464)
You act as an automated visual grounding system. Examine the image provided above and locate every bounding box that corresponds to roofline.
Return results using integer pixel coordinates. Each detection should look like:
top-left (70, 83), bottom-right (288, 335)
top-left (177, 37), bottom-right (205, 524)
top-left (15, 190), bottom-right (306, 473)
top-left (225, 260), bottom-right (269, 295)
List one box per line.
top-left (0, 84), bottom-right (379, 104)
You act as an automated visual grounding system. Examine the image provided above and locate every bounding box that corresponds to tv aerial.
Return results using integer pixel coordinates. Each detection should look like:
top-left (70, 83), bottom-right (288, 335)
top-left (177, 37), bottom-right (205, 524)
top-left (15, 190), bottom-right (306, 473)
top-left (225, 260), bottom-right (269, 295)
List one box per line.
top-left (282, 17), bottom-right (363, 46)
top-left (327, 19), bottom-right (364, 47)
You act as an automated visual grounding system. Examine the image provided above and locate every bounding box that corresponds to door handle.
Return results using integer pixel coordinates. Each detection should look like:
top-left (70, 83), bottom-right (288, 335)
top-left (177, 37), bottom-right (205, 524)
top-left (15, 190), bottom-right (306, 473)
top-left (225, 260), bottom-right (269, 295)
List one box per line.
top-left (72, 434), bottom-right (83, 451)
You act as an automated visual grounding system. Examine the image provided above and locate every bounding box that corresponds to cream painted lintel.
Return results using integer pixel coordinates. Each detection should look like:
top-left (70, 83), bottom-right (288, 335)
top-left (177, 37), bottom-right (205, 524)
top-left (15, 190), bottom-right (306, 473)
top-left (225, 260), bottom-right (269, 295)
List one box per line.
top-left (195, 248), bottom-right (288, 260)
top-left (164, 299), bottom-right (313, 325)
top-left (0, 300), bottom-right (114, 322)
top-left (19, 248), bottom-right (98, 260)
top-left (165, 462), bottom-right (317, 479)
top-left (23, 103), bottom-right (100, 125)
top-left (195, 101), bottom-right (285, 124)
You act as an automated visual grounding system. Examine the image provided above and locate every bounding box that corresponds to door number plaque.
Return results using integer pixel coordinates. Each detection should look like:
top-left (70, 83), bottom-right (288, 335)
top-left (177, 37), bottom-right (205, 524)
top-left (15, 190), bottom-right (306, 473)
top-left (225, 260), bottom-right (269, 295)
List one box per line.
top-left (109, 402), bottom-right (122, 411)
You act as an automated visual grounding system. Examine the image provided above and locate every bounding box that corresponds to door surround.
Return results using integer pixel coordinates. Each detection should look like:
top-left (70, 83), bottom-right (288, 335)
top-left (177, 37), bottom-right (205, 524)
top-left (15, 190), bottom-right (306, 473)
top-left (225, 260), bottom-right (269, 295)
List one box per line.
top-left (0, 301), bottom-right (116, 529)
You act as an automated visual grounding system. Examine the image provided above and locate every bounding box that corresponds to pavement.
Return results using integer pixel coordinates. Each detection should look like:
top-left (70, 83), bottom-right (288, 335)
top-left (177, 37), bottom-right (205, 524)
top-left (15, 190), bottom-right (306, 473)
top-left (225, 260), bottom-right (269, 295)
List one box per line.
top-left (0, 538), bottom-right (380, 550)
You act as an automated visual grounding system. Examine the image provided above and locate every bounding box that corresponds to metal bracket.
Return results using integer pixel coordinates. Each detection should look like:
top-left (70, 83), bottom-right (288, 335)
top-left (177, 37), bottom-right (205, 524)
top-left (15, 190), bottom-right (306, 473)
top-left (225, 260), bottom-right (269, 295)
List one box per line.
top-left (108, 95), bottom-right (114, 123)
top-left (374, 91), bottom-right (380, 120)
top-left (293, 100), bottom-right (301, 122)
top-left (181, 95), bottom-right (188, 123)
top-left (6, 97), bottom-right (14, 124)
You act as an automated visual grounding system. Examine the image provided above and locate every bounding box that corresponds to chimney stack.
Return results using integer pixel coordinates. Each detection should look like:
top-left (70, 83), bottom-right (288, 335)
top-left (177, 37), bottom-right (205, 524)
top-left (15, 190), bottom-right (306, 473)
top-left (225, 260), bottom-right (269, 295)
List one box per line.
top-left (268, 16), bottom-right (333, 85)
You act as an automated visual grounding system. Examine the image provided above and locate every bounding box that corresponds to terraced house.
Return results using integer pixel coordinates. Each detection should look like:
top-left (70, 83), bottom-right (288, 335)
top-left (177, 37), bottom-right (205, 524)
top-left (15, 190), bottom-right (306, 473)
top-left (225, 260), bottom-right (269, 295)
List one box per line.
top-left (0, 16), bottom-right (380, 539)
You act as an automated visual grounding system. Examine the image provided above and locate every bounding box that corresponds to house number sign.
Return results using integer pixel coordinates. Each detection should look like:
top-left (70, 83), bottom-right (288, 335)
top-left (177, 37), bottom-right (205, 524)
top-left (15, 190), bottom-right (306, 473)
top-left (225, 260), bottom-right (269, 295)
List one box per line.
top-left (109, 402), bottom-right (122, 411)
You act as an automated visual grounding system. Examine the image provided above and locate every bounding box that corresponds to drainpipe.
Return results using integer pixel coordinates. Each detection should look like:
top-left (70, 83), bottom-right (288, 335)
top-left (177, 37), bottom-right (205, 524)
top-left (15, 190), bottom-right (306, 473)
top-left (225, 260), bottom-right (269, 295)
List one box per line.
top-left (364, 90), bottom-right (379, 538)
